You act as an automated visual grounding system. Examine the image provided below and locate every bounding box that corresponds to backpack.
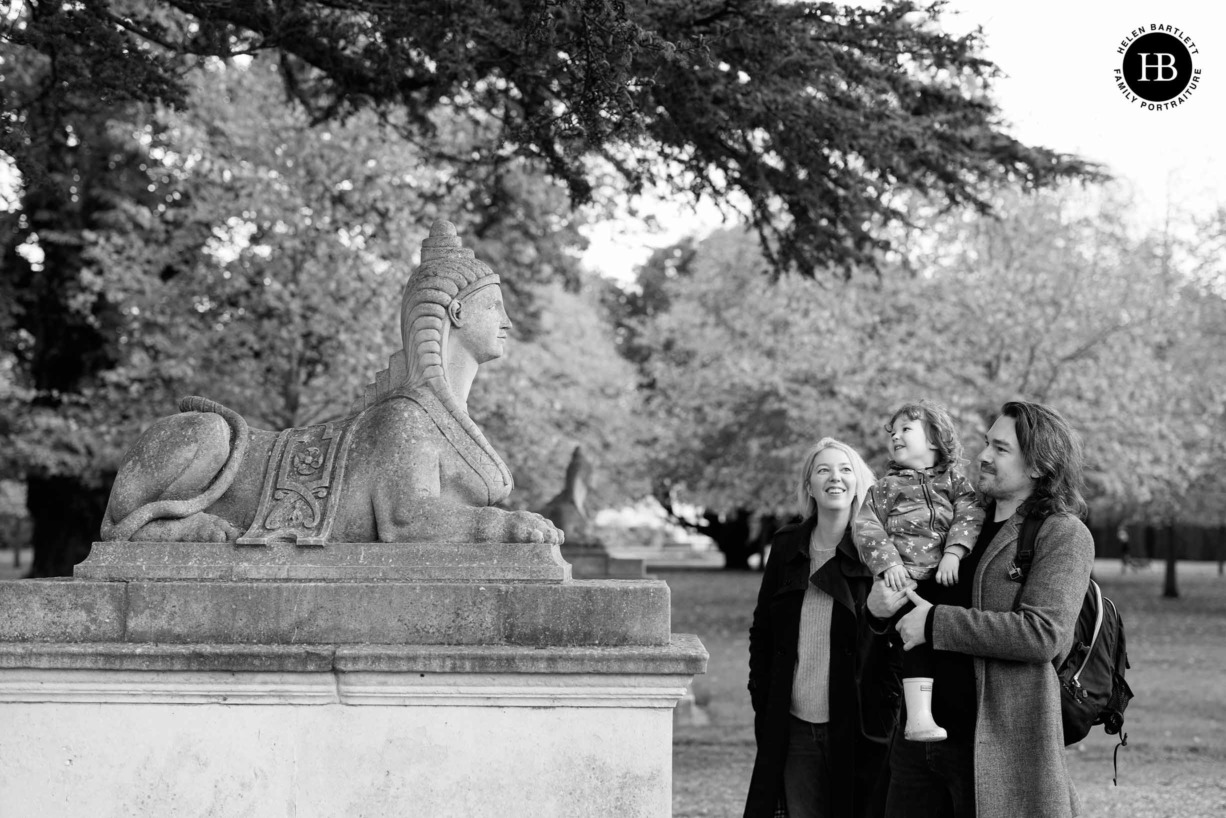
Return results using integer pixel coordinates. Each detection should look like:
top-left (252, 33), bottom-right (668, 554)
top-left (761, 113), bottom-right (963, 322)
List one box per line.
top-left (1015, 515), bottom-right (1134, 775)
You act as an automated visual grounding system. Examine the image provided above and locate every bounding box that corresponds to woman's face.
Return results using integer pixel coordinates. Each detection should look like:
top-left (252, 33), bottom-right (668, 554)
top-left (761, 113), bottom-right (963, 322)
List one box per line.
top-left (452, 285), bottom-right (512, 364)
top-left (807, 447), bottom-right (857, 513)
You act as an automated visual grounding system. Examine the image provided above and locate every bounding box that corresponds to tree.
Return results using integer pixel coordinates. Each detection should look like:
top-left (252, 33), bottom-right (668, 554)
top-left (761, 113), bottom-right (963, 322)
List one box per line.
top-left (0, 54), bottom-right (605, 573)
top-left (472, 280), bottom-right (655, 511)
top-left (611, 228), bottom-right (888, 566)
top-left (1, 3), bottom-right (195, 575)
top-left (1, 0), bottom-right (1102, 573)
top-left (5, 0), bottom-right (1098, 275)
top-left (618, 188), bottom-right (1222, 566)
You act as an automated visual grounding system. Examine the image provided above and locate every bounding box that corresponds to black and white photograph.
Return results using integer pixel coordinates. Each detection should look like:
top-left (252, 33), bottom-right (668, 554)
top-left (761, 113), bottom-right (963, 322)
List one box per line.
top-left (1, 0), bottom-right (1222, 815)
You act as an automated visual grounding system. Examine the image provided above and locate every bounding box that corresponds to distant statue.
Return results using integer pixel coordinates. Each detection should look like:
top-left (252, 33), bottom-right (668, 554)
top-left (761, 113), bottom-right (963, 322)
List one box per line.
top-left (536, 446), bottom-right (603, 548)
top-left (100, 220), bottom-right (563, 546)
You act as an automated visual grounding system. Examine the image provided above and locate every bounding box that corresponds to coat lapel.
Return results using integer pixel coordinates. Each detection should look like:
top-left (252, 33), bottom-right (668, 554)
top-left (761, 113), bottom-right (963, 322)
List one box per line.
top-left (776, 518), bottom-right (816, 595)
top-left (973, 513), bottom-right (1020, 608)
top-left (814, 527), bottom-right (862, 613)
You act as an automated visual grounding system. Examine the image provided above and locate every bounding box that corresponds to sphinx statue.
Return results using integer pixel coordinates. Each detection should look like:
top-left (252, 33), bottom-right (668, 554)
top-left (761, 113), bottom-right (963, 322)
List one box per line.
top-left (536, 446), bottom-right (603, 548)
top-left (99, 220), bottom-right (563, 546)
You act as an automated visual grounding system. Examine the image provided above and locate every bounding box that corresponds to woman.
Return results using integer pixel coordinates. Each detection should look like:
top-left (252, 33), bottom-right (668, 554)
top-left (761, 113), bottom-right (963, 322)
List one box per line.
top-left (745, 438), bottom-right (903, 818)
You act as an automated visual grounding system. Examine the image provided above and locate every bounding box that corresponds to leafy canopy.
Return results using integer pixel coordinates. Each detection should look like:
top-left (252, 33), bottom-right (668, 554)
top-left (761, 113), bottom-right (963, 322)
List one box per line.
top-left (617, 188), bottom-right (1225, 524)
top-left (4, 0), bottom-right (1099, 274)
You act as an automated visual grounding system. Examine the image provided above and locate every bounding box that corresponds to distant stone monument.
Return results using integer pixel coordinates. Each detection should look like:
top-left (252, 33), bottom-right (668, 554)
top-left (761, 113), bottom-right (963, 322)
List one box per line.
top-left (537, 446), bottom-right (600, 546)
top-left (0, 220), bottom-right (704, 817)
top-left (538, 446), bottom-right (646, 579)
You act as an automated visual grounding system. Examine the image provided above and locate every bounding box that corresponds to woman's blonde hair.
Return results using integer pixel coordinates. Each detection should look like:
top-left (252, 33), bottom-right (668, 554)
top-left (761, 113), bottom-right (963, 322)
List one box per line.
top-left (795, 437), bottom-right (875, 520)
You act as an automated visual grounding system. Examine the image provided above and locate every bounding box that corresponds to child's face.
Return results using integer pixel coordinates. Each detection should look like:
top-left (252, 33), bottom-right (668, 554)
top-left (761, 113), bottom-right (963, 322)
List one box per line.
top-left (889, 415), bottom-right (938, 470)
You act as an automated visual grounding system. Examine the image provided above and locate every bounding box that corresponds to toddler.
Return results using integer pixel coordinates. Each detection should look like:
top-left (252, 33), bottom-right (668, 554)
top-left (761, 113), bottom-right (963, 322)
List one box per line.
top-left (854, 399), bottom-right (983, 741)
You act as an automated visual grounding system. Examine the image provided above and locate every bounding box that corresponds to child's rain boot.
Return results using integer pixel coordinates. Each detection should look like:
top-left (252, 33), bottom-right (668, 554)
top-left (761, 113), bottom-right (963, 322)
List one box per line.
top-left (902, 677), bottom-right (948, 742)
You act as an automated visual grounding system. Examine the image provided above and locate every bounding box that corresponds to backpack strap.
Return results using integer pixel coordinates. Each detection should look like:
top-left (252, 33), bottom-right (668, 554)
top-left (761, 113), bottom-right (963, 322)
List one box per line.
top-left (1072, 580), bottom-right (1105, 683)
top-left (1009, 514), bottom-right (1044, 581)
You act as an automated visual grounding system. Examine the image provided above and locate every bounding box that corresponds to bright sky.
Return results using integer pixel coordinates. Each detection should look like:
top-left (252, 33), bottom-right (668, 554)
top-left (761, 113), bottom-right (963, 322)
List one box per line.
top-left (582, 0), bottom-right (1226, 282)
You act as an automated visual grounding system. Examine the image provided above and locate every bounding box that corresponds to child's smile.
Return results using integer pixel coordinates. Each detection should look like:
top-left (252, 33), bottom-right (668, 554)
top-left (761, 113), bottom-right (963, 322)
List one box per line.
top-left (890, 419), bottom-right (938, 471)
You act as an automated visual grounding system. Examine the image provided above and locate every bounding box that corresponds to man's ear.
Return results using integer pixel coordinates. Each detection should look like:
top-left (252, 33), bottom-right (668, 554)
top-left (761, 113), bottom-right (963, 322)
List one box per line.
top-left (448, 299), bottom-right (465, 327)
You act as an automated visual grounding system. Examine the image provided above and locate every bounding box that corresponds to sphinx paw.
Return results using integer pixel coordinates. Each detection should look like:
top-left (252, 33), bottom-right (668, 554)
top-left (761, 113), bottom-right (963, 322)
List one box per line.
top-left (182, 513), bottom-right (240, 543)
top-left (507, 510), bottom-right (563, 545)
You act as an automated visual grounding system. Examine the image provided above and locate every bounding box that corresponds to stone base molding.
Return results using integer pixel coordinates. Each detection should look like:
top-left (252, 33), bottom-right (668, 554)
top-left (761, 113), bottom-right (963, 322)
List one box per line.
top-left (0, 637), bottom-right (706, 817)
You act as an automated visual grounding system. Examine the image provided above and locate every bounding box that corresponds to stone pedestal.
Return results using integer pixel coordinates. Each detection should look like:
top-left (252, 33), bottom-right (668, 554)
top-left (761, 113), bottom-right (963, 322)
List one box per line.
top-left (0, 542), bottom-right (706, 817)
top-left (561, 544), bottom-right (648, 579)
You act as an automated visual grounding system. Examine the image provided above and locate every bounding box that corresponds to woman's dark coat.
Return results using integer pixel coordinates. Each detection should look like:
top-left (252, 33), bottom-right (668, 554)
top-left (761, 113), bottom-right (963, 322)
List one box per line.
top-left (744, 518), bottom-right (902, 818)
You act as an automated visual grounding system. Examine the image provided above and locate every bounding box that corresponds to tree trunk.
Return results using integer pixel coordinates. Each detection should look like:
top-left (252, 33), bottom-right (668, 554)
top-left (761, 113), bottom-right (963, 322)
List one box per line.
top-left (701, 509), bottom-right (754, 571)
top-left (1162, 524), bottom-right (1179, 599)
top-left (26, 475), bottom-right (113, 578)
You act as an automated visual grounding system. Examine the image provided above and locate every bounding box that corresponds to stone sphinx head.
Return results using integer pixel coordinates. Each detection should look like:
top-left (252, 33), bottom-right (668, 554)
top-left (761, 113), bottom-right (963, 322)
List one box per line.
top-left (401, 220), bottom-right (508, 394)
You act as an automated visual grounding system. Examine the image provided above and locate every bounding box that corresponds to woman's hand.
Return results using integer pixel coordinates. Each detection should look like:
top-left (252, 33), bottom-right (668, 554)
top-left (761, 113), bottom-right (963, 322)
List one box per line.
top-left (867, 578), bottom-right (911, 619)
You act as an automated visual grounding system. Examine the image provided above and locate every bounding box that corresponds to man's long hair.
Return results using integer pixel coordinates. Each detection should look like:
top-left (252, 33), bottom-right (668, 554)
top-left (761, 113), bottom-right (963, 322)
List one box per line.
top-left (1001, 401), bottom-right (1089, 520)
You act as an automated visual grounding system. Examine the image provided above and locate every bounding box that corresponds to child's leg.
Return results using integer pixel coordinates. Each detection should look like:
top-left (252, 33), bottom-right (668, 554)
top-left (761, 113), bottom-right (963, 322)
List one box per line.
top-left (901, 580), bottom-right (945, 742)
top-left (902, 641), bottom-right (933, 678)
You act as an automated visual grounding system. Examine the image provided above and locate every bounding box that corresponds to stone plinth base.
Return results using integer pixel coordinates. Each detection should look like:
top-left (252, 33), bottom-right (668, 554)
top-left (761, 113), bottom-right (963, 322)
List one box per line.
top-left (1, 576), bottom-right (669, 647)
top-left (562, 545), bottom-right (647, 579)
top-left (76, 540), bottom-right (571, 582)
top-left (2, 538), bottom-right (707, 816)
top-left (0, 637), bottom-right (706, 818)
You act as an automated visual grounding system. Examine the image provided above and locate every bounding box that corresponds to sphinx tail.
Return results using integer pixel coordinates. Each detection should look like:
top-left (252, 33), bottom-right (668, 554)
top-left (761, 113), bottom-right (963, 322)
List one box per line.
top-left (103, 397), bottom-right (251, 541)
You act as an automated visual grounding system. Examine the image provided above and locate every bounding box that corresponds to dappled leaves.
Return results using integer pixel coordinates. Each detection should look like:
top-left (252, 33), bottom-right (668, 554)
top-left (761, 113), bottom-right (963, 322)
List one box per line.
top-left (472, 280), bottom-right (654, 510)
top-left (4, 0), bottom-right (1098, 275)
top-left (622, 189), bottom-right (1226, 523)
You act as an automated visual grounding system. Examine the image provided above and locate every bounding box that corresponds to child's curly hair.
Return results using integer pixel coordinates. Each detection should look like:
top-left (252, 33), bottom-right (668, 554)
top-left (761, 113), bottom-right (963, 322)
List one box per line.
top-left (887, 399), bottom-right (964, 469)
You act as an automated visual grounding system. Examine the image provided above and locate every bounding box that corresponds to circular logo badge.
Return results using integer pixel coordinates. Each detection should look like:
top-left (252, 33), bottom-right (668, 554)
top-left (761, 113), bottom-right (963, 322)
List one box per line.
top-left (1121, 32), bottom-right (1193, 101)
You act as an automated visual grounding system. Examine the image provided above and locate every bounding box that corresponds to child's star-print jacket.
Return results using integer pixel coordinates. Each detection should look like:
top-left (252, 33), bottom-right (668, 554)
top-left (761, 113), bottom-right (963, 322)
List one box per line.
top-left (854, 462), bottom-right (984, 581)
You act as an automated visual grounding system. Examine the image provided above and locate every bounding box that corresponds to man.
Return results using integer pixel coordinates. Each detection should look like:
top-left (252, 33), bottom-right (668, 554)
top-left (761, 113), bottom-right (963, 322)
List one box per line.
top-left (869, 400), bottom-right (1094, 818)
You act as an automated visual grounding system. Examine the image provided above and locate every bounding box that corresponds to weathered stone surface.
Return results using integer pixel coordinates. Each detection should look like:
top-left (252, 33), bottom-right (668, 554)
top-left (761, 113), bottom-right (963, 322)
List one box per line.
top-left (502, 580), bottom-right (669, 645)
top-left (0, 635), bottom-right (707, 676)
top-left (125, 581), bottom-right (507, 645)
top-left (75, 540), bottom-right (571, 582)
top-left (0, 580), bottom-right (126, 643)
top-left (562, 547), bottom-right (647, 579)
top-left (332, 634), bottom-right (708, 676)
top-left (0, 577), bottom-right (672, 647)
top-left (98, 220), bottom-right (562, 548)
top-left (0, 642), bottom-right (337, 673)
top-left (1, 669), bottom-right (683, 817)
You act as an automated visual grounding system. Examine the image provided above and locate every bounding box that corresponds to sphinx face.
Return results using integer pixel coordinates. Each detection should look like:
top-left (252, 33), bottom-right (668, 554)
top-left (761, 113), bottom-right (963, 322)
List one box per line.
top-left (453, 285), bottom-right (512, 365)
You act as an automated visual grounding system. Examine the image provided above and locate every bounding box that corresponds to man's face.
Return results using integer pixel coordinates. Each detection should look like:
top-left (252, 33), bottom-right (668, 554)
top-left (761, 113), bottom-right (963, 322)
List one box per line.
top-left (976, 415), bottom-right (1037, 503)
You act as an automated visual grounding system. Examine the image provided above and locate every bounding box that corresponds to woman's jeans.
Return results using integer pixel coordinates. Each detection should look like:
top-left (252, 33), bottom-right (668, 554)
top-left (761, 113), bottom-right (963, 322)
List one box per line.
top-left (883, 731), bottom-right (976, 818)
top-left (783, 716), bottom-right (832, 818)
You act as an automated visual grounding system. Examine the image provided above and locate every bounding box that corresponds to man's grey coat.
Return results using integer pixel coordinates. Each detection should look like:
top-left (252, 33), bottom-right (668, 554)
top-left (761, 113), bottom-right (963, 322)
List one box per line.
top-left (932, 512), bottom-right (1095, 818)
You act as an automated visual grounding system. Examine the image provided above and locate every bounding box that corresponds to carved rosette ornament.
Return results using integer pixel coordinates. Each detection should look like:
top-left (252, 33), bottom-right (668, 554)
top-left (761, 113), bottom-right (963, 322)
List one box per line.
top-left (237, 420), bottom-right (355, 546)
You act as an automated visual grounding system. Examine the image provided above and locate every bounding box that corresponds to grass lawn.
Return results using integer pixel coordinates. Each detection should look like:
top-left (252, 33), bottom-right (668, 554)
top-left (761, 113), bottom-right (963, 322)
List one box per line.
top-left (662, 560), bottom-right (1226, 818)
